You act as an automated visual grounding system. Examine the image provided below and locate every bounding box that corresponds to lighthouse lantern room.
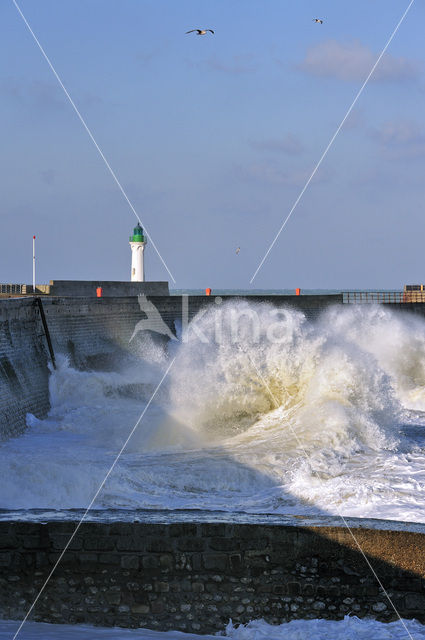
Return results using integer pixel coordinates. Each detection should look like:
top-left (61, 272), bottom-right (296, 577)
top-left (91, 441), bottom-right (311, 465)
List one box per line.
top-left (129, 222), bottom-right (147, 282)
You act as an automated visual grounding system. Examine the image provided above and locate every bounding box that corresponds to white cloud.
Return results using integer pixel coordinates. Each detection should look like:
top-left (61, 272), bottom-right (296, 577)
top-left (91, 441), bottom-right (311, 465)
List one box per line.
top-left (373, 121), bottom-right (424, 145)
top-left (203, 54), bottom-right (255, 75)
top-left (370, 120), bottom-right (425, 158)
top-left (250, 134), bottom-right (304, 156)
top-left (0, 78), bottom-right (101, 112)
top-left (299, 40), bottom-right (420, 83)
top-left (235, 162), bottom-right (332, 187)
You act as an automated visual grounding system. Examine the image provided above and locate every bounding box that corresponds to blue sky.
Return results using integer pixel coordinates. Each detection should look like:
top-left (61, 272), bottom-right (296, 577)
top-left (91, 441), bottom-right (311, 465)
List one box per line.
top-left (1, 0), bottom-right (424, 289)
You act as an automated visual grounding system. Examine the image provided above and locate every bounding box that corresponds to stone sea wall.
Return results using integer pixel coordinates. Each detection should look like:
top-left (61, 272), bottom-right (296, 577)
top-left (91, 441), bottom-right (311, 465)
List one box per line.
top-left (0, 296), bottom-right (174, 438)
top-left (0, 520), bottom-right (424, 633)
top-left (0, 299), bottom-right (50, 440)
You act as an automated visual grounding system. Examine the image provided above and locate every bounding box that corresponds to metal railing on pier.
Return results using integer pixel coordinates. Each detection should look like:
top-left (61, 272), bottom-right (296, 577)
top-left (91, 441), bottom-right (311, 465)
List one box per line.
top-left (0, 284), bottom-right (27, 295)
top-left (343, 291), bottom-right (425, 304)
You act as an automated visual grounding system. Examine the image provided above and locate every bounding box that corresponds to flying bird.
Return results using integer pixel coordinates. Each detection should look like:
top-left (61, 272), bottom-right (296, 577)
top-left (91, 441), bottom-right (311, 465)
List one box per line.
top-left (312, 18), bottom-right (324, 24)
top-left (186, 29), bottom-right (215, 35)
top-left (236, 247), bottom-right (240, 255)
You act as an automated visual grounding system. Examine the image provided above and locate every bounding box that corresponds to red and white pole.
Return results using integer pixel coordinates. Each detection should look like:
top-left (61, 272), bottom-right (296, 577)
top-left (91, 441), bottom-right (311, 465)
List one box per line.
top-left (32, 235), bottom-right (36, 294)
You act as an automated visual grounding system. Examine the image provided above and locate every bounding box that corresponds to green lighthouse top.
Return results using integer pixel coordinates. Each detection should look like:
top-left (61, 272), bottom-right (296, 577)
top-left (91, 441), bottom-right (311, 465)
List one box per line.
top-left (129, 222), bottom-right (146, 243)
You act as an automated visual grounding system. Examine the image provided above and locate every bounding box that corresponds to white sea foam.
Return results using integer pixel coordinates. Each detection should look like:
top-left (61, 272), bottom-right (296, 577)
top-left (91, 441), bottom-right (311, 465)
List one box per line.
top-left (1, 616), bottom-right (424, 639)
top-left (0, 303), bottom-right (424, 521)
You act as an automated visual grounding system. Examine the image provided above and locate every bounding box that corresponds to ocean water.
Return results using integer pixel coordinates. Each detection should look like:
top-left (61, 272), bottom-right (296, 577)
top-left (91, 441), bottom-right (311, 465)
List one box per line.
top-left (2, 617), bottom-right (425, 640)
top-left (2, 300), bottom-right (425, 639)
top-left (0, 301), bottom-right (424, 522)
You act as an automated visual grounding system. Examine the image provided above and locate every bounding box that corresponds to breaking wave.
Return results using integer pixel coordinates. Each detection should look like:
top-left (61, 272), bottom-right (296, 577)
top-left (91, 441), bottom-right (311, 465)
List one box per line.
top-left (0, 302), bottom-right (424, 522)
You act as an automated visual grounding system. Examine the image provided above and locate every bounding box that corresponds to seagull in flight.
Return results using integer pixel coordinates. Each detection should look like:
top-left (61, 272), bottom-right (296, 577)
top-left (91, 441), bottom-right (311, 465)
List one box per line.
top-left (186, 29), bottom-right (215, 35)
top-left (236, 247), bottom-right (240, 255)
top-left (312, 18), bottom-right (324, 24)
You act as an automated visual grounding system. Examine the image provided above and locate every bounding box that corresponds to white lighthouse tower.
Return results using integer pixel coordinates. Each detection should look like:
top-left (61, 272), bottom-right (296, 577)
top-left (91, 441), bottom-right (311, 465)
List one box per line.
top-left (129, 222), bottom-right (147, 282)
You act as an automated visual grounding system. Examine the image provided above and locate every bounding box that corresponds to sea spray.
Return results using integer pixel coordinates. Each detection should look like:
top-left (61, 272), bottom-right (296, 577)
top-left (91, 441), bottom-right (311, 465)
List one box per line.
top-left (324, 304), bottom-right (425, 411)
top-left (0, 302), bottom-right (424, 521)
top-left (169, 300), bottom-right (400, 454)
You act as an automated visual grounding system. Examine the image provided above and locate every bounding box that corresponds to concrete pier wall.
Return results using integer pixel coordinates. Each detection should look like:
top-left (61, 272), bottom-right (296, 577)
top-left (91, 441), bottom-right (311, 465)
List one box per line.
top-left (0, 518), bottom-right (424, 632)
top-left (0, 299), bottom-right (50, 440)
top-left (0, 296), bottom-right (174, 438)
top-left (47, 281), bottom-right (170, 297)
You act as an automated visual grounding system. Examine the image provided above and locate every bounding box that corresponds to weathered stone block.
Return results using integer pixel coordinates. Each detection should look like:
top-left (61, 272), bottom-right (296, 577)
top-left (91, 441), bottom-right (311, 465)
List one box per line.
top-left (240, 538), bottom-right (270, 551)
top-left (203, 554), bottom-right (228, 571)
top-left (159, 554), bottom-right (173, 569)
top-left (273, 585), bottom-right (286, 595)
top-left (200, 523), bottom-right (227, 538)
top-left (405, 593), bottom-right (425, 610)
top-left (169, 524), bottom-right (198, 538)
top-left (191, 553), bottom-right (202, 571)
top-left (0, 552), bottom-right (12, 567)
top-left (287, 582), bottom-right (301, 596)
top-left (177, 538), bottom-right (206, 552)
top-left (121, 555), bottom-right (139, 570)
top-left (154, 581), bottom-right (169, 593)
top-left (210, 538), bottom-right (240, 552)
top-left (116, 537), bottom-right (143, 552)
top-left (142, 555), bottom-right (159, 569)
top-left (98, 554), bottom-right (121, 565)
top-left (151, 601), bottom-right (166, 614)
top-left (132, 603), bottom-right (149, 614)
top-left (50, 535), bottom-right (83, 551)
top-left (84, 537), bottom-right (115, 551)
top-left (105, 592), bottom-right (121, 605)
top-left (23, 535), bottom-right (48, 550)
top-left (229, 554), bottom-right (243, 572)
top-left (79, 553), bottom-right (98, 564)
top-left (0, 535), bottom-right (19, 549)
top-left (146, 539), bottom-right (173, 553)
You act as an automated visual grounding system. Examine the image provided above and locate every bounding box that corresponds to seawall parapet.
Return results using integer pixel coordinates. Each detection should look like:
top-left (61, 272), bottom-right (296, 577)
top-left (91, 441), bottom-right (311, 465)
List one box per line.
top-left (0, 516), bottom-right (424, 632)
